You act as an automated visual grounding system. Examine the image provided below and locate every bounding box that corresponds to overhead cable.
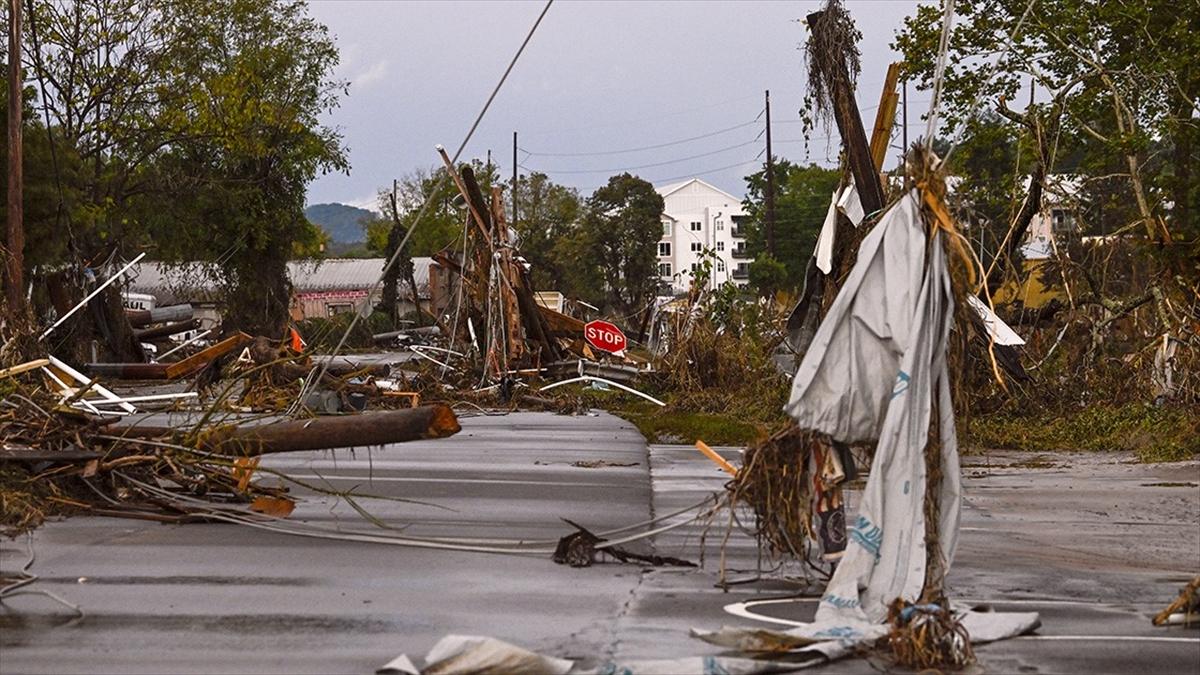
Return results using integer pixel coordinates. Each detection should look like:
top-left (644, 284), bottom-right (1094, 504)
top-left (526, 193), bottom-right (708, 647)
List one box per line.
top-left (295, 0), bottom-right (554, 413)
top-left (521, 139), bottom-right (758, 174)
top-left (519, 118), bottom-right (760, 157)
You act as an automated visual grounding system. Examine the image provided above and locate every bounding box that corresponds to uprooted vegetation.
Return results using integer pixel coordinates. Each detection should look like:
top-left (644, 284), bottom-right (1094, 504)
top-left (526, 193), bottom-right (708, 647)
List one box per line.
top-left (591, 235), bottom-right (1199, 461)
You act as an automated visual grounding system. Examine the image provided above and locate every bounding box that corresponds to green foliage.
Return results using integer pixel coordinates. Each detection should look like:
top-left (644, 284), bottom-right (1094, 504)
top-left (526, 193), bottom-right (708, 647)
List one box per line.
top-left (748, 253), bottom-right (788, 298)
top-left (894, 0), bottom-right (1200, 240)
top-left (965, 404), bottom-right (1199, 463)
top-left (513, 172), bottom-right (582, 292)
top-left (576, 173), bottom-right (664, 316)
top-left (0, 79), bottom-right (86, 269)
top-left (624, 409), bottom-right (761, 446)
top-left (365, 162), bottom-right (500, 258)
top-left (17, 0), bottom-right (348, 336)
top-left (295, 310), bottom-right (396, 351)
top-left (741, 160), bottom-right (840, 289)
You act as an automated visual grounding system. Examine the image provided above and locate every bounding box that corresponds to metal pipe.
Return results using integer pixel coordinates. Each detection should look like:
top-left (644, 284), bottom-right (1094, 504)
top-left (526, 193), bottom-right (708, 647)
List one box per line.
top-left (40, 252), bottom-right (146, 340)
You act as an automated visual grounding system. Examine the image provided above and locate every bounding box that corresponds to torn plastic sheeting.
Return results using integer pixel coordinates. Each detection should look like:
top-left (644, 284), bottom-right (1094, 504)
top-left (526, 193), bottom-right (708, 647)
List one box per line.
top-left (785, 190), bottom-right (961, 625)
top-left (814, 190), bottom-right (839, 275)
top-left (691, 607), bottom-right (1040, 667)
top-left (376, 634), bottom-right (571, 675)
top-left (377, 634), bottom-right (823, 675)
top-left (836, 178), bottom-right (864, 227)
top-left (965, 295), bottom-right (1025, 347)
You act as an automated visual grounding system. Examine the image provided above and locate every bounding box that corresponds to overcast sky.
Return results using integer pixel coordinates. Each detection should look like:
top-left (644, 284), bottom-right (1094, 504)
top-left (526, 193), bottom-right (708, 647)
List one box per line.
top-left (305, 0), bottom-right (926, 209)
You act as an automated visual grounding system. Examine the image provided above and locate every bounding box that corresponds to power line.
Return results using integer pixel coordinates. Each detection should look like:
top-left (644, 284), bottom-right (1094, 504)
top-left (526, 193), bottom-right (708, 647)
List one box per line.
top-left (519, 92), bottom-right (764, 137)
top-left (298, 0), bottom-right (554, 412)
top-left (519, 118), bottom-right (760, 157)
top-left (562, 156), bottom-right (764, 195)
top-left (520, 138), bottom-right (758, 174)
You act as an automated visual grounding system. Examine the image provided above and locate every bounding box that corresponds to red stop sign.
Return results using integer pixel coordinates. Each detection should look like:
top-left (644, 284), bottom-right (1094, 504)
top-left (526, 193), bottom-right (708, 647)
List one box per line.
top-left (584, 320), bottom-right (627, 354)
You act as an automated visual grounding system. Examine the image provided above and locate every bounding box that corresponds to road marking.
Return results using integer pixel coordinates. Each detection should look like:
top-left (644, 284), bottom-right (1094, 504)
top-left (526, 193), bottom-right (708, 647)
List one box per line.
top-left (724, 597), bottom-right (1200, 646)
top-left (1012, 635), bottom-right (1200, 643)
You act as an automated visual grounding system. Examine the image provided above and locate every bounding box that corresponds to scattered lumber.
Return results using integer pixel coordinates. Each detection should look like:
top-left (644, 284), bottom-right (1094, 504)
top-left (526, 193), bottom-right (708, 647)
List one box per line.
top-left (86, 332), bottom-right (252, 380)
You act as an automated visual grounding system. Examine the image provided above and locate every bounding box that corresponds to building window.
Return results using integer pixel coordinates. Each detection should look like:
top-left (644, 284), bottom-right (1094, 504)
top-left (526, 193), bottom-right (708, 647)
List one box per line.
top-left (716, 220), bottom-right (724, 231)
top-left (1052, 210), bottom-right (1071, 232)
top-left (326, 303), bottom-right (353, 317)
top-left (716, 241), bottom-right (725, 252)
top-left (690, 263), bottom-right (699, 273)
top-left (716, 260), bottom-right (725, 272)
top-left (658, 262), bottom-right (672, 277)
top-left (690, 221), bottom-right (702, 232)
top-left (662, 222), bottom-right (672, 237)
top-left (690, 242), bottom-right (702, 252)
top-left (658, 242), bottom-right (671, 257)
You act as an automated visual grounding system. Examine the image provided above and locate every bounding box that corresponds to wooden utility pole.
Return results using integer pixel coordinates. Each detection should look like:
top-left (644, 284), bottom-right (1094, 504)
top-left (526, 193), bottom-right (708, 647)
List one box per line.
top-left (764, 89), bottom-right (776, 257)
top-left (806, 9), bottom-right (885, 217)
top-left (512, 131), bottom-right (518, 227)
top-left (6, 0), bottom-right (25, 315)
top-left (902, 77), bottom-right (908, 186)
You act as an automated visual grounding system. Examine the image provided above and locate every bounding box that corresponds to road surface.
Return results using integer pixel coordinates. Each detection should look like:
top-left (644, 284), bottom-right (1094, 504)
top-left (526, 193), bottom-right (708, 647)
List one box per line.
top-left (2, 411), bottom-right (1197, 673)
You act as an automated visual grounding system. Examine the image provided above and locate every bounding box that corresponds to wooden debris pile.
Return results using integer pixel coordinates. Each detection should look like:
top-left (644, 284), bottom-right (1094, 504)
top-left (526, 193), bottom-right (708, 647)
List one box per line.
top-left (0, 352), bottom-right (461, 535)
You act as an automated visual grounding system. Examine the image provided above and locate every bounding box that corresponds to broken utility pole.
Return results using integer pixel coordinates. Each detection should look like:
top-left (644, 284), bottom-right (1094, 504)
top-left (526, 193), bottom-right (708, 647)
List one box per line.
top-left (806, 7), bottom-right (885, 217)
top-left (6, 0), bottom-right (25, 316)
top-left (512, 131), bottom-right (519, 228)
top-left (116, 405), bottom-right (462, 456)
top-left (765, 89), bottom-right (776, 257)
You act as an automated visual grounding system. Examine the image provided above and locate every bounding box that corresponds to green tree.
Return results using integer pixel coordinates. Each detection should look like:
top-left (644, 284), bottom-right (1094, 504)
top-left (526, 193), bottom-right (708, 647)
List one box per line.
top-left (512, 171), bottom-right (582, 291)
top-left (0, 71), bottom-right (85, 272)
top-left (748, 253), bottom-right (787, 299)
top-left (944, 111), bottom-right (1027, 267)
top-left (894, 0), bottom-right (1199, 244)
top-left (21, 0), bottom-right (348, 336)
top-left (576, 173), bottom-right (664, 323)
top-left (365, 162), bottom-right (500, 258)
top-left (741, 160), bottom-right (840, 288)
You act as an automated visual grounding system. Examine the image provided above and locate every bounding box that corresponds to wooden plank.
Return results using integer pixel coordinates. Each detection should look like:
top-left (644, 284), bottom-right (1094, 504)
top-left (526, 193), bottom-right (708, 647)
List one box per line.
top-left (869, 62), bottom-right (902, 173)
top-left (0, 358), bottom-right (49, 379)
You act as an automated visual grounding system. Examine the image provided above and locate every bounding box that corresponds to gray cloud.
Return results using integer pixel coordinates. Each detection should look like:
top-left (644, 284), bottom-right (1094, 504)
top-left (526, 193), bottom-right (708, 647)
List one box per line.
top-left (306, 0), bottom-right (925, 207)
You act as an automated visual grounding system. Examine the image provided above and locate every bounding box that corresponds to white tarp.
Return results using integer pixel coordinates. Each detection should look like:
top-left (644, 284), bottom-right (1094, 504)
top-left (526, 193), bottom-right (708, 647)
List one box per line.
top-left (966, 295), bottom-right (1025, 347)
top-left (837, 178), bottom-right (865, 227)
top-left (814, 190), bottom-right (840, 275)
top-left (698, 189), bottom-right (1038, 664)
top-left (784, 188), bottom-right (962, 625)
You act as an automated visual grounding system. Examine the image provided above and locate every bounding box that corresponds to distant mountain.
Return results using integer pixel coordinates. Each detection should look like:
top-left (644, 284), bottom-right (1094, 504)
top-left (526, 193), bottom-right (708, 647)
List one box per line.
top-left (305, 203), bottom-right (377, 244)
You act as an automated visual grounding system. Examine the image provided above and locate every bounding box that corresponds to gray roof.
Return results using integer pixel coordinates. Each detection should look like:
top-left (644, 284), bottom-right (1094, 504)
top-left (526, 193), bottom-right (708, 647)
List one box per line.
top-left (128, 258), bottom-right (432, 305)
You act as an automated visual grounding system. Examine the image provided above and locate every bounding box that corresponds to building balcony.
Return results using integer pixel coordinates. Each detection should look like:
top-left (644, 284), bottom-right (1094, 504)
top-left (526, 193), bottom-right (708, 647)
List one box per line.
top-left (730, 227), bottom-right (745, 238)
top-left (732, 267), bottom-right (750, 280)
top-left (731, 247), bottom-right (751, 259)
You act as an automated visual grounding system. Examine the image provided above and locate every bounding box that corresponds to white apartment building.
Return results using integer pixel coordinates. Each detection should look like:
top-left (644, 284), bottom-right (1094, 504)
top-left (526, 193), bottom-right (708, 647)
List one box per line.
top-left (655, 178), bottom-right (750, 294)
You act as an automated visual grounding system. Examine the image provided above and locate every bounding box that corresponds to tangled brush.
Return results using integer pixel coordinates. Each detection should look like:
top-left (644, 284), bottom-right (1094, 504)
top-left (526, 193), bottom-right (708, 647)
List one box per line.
top-left (727, 426), bottom-right (815, 560)
top-left (886, 599), bottom-right (975, 670)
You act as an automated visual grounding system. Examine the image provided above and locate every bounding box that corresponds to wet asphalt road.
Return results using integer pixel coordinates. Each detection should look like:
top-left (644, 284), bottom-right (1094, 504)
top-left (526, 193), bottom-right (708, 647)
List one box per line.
top-left (1, 411), bottom-right (1197, 674)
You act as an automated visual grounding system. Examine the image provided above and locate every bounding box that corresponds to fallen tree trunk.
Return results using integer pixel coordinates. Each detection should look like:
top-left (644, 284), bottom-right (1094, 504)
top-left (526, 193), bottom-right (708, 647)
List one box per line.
top-left (116, 405), bottom-right (461, 455)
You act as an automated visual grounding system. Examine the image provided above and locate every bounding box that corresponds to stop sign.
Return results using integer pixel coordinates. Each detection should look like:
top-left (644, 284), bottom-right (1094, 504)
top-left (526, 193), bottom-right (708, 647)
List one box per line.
top-left (584, 319), bottom-right (627, 354)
